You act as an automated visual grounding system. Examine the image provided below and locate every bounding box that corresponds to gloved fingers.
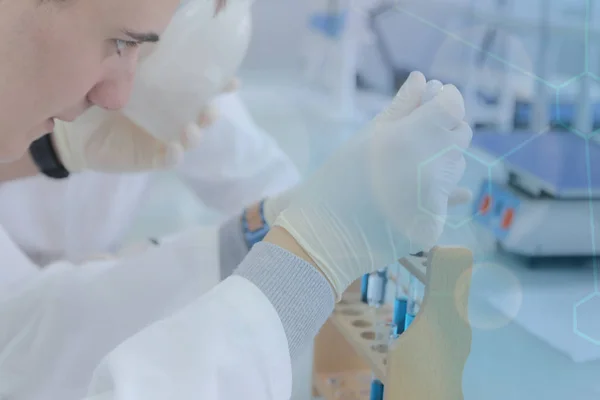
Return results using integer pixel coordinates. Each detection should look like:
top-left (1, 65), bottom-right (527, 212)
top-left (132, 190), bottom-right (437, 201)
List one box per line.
top-left (435, 120), bottom-right (473, 155)
top-left (196, 104), bottom-right (219, 129)
top-left (159, 141), bottom-right (186, 168)
top-left (405, 213), bottom-right (443, 255)
top-left (175, 122), bottom-right (204, 151)
top-left (452, 121), bottom-right (474, 150)
top-left (448, 187), bottom-right (473, 206)
top-left (376, 71), bottom-right (427, 123)
top-left (422, 80), bottom-right (444, 103)
top-left (410, 83), bottom-right (465, 131)
top-left (263, 187), bottom-right (299, 226)
top-left (117, 119), bottom-right (188, 169)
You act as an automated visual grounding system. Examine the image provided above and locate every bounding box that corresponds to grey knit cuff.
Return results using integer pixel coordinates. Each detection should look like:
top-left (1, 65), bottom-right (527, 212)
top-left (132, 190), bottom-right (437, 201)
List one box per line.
top-left (234, 242), bottom-right (335, 361)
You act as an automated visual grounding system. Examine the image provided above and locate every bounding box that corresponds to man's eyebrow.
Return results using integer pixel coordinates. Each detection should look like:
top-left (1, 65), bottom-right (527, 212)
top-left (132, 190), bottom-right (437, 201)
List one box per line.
top-left (122, 30), bottom-right (160, 43)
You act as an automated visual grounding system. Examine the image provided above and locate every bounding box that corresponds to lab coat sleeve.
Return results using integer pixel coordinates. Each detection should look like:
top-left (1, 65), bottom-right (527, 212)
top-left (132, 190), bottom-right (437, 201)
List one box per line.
top-left (175, 92), bottom-right (301, 217)
top-left (0, 225), bottom-right (222, 399)
top-left (85, 242), bottom-right (335, 400)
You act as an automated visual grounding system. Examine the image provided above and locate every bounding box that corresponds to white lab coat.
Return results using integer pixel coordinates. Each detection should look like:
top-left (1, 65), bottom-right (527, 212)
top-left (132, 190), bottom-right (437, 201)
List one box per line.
top-left (0, 223), bottom-right (292, 400)
top-left (0, 92), bottom-right (299, 265)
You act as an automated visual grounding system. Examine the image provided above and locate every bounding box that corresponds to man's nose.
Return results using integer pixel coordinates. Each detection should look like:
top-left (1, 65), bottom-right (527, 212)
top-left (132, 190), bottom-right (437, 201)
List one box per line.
top-left (88, 54), bottom-right (139, 111)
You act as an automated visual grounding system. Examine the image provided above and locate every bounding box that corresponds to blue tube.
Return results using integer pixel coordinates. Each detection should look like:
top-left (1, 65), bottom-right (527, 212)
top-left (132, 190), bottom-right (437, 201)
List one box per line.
top-left (370, 379), bottom-right (384, 400)
top-left (361, 274), bottom-right (369, 303)
top-left (393, 298), bottom-right (407, 335)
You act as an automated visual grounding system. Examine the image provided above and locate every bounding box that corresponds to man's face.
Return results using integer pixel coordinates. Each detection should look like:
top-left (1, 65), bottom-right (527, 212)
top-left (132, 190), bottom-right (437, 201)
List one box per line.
top-left (0, 0), bottom-right (181, 161)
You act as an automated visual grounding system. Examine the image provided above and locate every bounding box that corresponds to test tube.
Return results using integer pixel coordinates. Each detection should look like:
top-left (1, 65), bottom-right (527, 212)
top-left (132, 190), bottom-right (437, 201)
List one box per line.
top-left (404, 274), bottom-right (425, 330)
top-left (366, 268), bottom-right (388, 308)
top-left (393, 263), bottom-right (408, 335)
top-left (361, 274), bottom-right (369, 304)
top-left (370, 375), bottom-right (385, 400)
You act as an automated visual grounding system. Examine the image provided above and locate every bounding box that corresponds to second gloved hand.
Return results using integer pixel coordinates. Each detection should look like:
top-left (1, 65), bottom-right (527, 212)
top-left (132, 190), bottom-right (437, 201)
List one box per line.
top-left (50, 78), bottom-right (239, 174)
top-left (51, 109), bottom-right (203, 173)
top-left (274, 71), bottom-right (473, 300)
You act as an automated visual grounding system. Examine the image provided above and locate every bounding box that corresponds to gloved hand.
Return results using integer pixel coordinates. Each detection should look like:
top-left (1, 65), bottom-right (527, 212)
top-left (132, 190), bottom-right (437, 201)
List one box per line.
top-left (261, 79), bottom-right (452, 228)
top-left (274, 71), bottom-right (473, 300)
top-left (51, 78), bottom-right (239, 173)
top-left (263, 187), bottom-right (297, 226)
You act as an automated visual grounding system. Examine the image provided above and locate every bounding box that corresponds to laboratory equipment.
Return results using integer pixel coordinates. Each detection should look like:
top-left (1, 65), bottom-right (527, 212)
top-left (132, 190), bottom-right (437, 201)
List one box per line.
top-left (392, 264), bottom-right (409, 335)
top-left (356, 2), bottom-right (413, 94)
top-left (514, 101), bottom-right (600, 131)
top-left (423, 80), bottom-right (443, 103)
top-left (370, 322), bottom-right (397, 400)
top-left (404, 274), bottom-right (425, 330)
top-left (361, 273), bottom-right (370, 303)
top-left (370, 375), bottom-right (384, 400)
top-left (472, 131), bottom-right (600, 260)
top-left (366, 268), bottom-right (388, 308)
top-left (124, 0), bottom-right (252, 142)
top-left (303, 0), bottom-right (376, 119)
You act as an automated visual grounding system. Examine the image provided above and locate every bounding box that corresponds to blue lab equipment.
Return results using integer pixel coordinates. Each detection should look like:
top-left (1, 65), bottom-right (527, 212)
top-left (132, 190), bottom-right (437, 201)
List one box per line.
top-left (471, 132), bottom-right (600, 260)
top-left (370, 375), bottom-right (385, 400)
top-left (367, 268), bottom-right (388, 308)
top-left (361, 274), bottom-right (369, 303)
top-left (393, 264), bottom-right (408, 335)
top-left (405, 274), bottom-right (424, 330)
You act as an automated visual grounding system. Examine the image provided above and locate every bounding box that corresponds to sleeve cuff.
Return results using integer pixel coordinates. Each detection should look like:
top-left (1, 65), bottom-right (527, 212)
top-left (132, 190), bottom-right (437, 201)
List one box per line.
top-left (234, 242), bottom-right (335, 361)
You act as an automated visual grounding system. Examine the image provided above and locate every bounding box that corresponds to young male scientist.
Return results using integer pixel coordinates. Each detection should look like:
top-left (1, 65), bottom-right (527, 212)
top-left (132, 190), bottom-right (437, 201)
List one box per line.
top-left (0, 1), bottom-right (473, 400)
top-left (0, 0), bottom-right (299, 268)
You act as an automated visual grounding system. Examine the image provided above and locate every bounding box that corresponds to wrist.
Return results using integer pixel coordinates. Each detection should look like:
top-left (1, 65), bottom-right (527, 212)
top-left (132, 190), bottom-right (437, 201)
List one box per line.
top-left (264, 227), bottom-right (336, 293)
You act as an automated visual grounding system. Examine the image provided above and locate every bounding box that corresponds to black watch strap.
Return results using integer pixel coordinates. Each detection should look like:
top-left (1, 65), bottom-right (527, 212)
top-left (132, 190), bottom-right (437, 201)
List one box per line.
top-left (29, 133), bottom-right (70, 179)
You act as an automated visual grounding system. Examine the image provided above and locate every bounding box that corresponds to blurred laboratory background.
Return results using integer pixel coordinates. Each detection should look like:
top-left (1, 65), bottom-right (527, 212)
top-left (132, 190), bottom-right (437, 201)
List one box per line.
top-left (124, 0), bottom-right (600, 399)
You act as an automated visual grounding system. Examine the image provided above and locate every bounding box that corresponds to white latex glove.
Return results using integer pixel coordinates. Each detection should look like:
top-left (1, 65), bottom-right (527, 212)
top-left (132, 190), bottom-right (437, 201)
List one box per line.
top-left (274, 71), bottom-right (473, 299)
top-left (263, 188), bottom-right (297, 226)
top-left (52, 110), bottom-right (203, 173)
top-left (51, 79), bottom-right (238, 173)
top-left (261, 79), bottom-right (461, 228)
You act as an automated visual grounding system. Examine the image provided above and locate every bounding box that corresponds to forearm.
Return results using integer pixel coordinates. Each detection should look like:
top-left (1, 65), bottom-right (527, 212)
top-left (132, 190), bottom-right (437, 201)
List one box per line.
top-left (233, 230), bottom-right (335, 361)
top-left (219, 204), bottom-right (335, 361)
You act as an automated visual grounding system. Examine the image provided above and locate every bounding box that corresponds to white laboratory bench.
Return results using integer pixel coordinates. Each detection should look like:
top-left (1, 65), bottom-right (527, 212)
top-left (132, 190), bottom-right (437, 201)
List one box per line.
top-left (437, 147), bottom-right (600, 399)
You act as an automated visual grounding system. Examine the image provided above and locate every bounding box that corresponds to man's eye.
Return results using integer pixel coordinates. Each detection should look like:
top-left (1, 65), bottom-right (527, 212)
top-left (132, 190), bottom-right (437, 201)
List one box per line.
top-left (115, 39), bottom-right (140, 56)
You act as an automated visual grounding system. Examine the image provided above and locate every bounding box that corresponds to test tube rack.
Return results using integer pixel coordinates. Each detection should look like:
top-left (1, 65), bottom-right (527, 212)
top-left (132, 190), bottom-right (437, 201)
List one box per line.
top-left (313, 246), bottom-right (473, 400)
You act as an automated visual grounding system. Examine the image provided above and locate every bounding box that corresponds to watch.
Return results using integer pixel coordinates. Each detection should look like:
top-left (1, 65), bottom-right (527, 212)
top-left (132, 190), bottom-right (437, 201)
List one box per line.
top-left (29, 133), bottom-right (70, 179)
top-left (241, 200), bottom-right (270, 249)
